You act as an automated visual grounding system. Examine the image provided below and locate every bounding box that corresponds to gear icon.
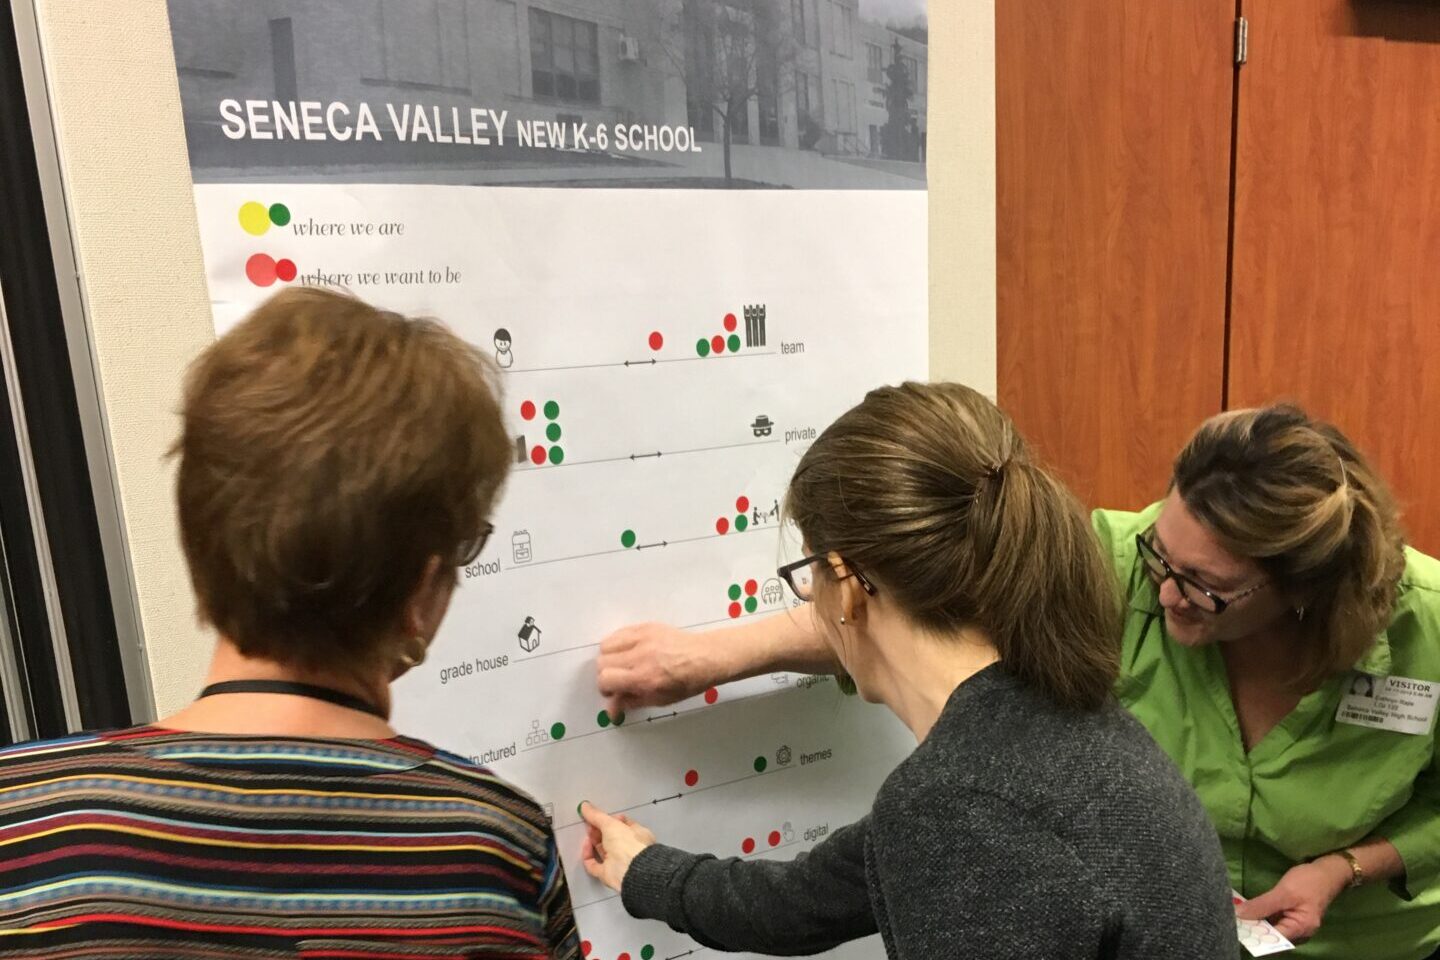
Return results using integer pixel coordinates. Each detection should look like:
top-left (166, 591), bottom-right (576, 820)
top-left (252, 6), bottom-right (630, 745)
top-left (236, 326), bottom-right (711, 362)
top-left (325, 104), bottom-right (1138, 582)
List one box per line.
top-left (776, 745), bottom-right (793, 766)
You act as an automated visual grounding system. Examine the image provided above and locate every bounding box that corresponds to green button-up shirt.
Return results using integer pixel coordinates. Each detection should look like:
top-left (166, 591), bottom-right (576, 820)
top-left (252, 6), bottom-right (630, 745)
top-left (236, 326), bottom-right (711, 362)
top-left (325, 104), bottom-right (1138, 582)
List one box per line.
top-left (1095, 504), bottom-right (1440, 960)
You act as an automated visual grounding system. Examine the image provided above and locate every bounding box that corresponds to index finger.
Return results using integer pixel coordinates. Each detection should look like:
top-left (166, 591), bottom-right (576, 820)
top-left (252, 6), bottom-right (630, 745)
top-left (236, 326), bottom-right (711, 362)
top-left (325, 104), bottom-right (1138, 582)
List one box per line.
top-left (579, 801), bottom-right (619, 830)
top-left (1235, 890), bottom-right (1284, 922)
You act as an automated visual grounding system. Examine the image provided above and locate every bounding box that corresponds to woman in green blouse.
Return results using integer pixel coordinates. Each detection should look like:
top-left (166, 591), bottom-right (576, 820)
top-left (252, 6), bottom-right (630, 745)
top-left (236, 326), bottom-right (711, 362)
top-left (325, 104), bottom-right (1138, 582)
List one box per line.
top-left (595, 403), bottom-right (1440, 960)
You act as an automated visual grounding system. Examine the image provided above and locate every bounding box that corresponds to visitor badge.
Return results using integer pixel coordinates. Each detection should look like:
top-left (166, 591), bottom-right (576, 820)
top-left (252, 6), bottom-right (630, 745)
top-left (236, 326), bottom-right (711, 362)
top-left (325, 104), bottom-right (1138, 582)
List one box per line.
top-left (1336, 673), bottom-right (1440, 735)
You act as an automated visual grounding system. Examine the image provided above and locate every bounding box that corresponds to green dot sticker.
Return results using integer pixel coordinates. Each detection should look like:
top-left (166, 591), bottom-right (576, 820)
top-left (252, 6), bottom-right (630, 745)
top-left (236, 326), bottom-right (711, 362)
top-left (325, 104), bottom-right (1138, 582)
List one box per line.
top-left (728, 583), bottom-right (742, 601)
top-left (696, 338), bottom-right (711, 358)
top-left (268, 202), bottom-right (291, 226)
top-left (641, 947), bottom-right (656, 960)
top-left (550, 722), bottom-right (566, 740)
top-left (546, 422), bottom-right (562, 442)
top-left (745, 596), bottom-right (758, 614)
top-left (753, 756), bottom-right (768, 773)
top-left (548, 446), bottom-right (564, 465)
top-left (728, 334), bottom-right (742, 353)
top-left (736, 515), bottom-right (749, 532)
top-left (613, 711), bottom-right (625, 726)
top-left (621, 529), bottom-right (637, 548)
top-left (597, 710), bottom-right (612, 729)
top-left (544, 400), bottom-right (560, 420)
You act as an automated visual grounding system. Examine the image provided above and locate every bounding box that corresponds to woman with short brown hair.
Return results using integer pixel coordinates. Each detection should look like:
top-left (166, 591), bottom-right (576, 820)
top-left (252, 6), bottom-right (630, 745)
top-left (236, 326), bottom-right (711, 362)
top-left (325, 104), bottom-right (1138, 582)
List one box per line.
top-left (0, 287), bottom-right (580, 959)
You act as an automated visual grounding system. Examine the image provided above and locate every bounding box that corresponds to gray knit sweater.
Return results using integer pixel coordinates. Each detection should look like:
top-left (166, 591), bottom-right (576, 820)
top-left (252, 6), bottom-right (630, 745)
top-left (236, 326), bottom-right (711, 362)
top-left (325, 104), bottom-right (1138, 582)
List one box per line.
top-left (621, 664), bottom-right (1236, 958)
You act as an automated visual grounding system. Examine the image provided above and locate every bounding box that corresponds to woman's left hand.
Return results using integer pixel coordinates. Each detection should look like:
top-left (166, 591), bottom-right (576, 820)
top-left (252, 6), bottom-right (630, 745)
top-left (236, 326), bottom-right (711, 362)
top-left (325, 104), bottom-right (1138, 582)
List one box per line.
top-left (1235, 856), bottom-right (1353, 943)
top-left (579, 802), bottom-right (656, 893)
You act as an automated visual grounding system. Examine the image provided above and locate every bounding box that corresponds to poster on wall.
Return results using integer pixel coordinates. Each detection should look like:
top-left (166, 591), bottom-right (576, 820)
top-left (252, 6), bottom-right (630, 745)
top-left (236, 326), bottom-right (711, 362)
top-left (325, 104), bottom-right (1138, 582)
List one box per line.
top-left (165, 2), bottom-right (950, 957)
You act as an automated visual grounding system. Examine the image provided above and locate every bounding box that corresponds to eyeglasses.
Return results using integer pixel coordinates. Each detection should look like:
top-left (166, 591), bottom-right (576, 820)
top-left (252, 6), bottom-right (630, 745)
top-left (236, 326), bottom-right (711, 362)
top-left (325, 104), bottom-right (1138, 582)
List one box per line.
top-left (455, 522), bottom-right (495, 567)
top-left (777, 552), bottom-right (876, 602)
top-left (1135, 533), bottom-right (1266, 615)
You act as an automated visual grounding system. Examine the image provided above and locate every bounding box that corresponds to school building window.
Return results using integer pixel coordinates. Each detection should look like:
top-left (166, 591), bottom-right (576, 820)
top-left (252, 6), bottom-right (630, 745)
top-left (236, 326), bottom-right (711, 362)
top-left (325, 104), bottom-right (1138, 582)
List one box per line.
top-left (832, 78), bottom-right (855, 132)
top-left (792, 0), bottom-right (814, 48)
top-left (866, 42), bottom-right (883, 83)
top-left (796, 70), bottom-right (818, 121)
top-left (901, 53), bottom-right (921, 95)
top-left (828, 2), bottom-right (853, 58)
top-left (530, 8), bottom-right (599, 103)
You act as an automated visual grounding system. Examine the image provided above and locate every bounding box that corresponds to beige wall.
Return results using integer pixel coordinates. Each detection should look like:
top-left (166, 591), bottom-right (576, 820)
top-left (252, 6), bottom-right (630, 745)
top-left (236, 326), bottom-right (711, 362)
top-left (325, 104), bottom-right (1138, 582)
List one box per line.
top-left (28, 0), bottom-right (995, 717)
top-left (928, 0), bottom-right (996, 391)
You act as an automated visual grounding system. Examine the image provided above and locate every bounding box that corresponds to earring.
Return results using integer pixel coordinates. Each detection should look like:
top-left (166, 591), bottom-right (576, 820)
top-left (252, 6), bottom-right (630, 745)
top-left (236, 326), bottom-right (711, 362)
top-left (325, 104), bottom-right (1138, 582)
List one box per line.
top-left (1296, 606), bottom-right (1306, 622)
top-left (839, 616), bottom-right (847, 625)
top-left (397, 634), bottom-right (429, 669)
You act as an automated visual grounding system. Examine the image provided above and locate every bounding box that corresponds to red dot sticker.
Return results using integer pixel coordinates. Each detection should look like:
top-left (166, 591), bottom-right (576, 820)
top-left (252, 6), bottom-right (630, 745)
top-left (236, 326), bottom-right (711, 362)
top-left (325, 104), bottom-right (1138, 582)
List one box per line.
top-left (741, 837), bottom-right (756, 854)
top-left (684, 769), bottom-right (699, 787)
top-left (245, 253), bottom-right (278, 287)
top-left (704, 688), bottom-right (719, 705)
top-left (619, 953), bottom-right (632, 960)
top-left (728, 602), bottom-right (742, 619)
top-left (530, 446), bottom-right (547, 465)
top-left (521, 401), bottom-right (537, 420)
top-left (736, 496), bottom-right (750, 513)
top-left (710, 334), bottom-right (726, 354)
top-left (769, 831), bottom-right (782, 847)
top-left (724, 313), bottom-right (738, 332)
top-left (716, 517), bottom-right (730, 535)
top-left (275, 258), bottom-right (297, 282)
top-left (580, 941), bottom-right (592, 958)
top-left (649, 331), bottom-right (664, 351)
top-left (744, 579), bottom-right (758, 596)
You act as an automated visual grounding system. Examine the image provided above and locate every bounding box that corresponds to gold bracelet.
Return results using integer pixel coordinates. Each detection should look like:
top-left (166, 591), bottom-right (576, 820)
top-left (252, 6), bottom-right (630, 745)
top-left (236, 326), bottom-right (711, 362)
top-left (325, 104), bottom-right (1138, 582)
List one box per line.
top-left (1336, 849), bottom-right (1365, 888)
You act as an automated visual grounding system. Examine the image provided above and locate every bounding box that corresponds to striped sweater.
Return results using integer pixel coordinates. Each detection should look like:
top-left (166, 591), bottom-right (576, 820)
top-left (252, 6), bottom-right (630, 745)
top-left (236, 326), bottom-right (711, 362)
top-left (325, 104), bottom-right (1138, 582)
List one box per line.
top-left (0, 726), bottom-right (580, 959)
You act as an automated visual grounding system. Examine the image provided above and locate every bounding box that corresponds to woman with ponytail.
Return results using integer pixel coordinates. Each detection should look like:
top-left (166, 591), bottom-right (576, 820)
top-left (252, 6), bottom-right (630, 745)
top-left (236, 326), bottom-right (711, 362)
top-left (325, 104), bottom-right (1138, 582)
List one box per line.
top-left (580, 383), bottom-right (1235, 959)
top-left (595, 400), bottom-right (1440, 960)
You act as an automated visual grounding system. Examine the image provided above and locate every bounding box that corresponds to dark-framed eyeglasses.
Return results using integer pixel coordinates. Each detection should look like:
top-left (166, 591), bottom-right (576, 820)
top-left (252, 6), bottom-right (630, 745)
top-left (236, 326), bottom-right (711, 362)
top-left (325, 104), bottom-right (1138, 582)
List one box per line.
top-left (1135, 533), bottom-right (1266, 615)
top-left (777, 552), bottom-right (876, 603)
top-left (456, 521), bottom-right (495, 567)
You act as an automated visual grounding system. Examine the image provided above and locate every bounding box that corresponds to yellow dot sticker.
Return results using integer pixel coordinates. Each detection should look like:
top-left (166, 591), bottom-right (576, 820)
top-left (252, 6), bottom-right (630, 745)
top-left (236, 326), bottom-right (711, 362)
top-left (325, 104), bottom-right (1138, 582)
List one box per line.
top-left (238, 201), bottom-right (270, 236)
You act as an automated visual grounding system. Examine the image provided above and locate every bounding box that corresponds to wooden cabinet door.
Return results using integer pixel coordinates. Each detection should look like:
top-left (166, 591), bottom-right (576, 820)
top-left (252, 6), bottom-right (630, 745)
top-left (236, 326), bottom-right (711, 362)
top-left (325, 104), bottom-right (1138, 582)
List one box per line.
top-left (1229, 2), bottom-right (1440, 552)
top-left (997, 0), bottom-right (1237, 510)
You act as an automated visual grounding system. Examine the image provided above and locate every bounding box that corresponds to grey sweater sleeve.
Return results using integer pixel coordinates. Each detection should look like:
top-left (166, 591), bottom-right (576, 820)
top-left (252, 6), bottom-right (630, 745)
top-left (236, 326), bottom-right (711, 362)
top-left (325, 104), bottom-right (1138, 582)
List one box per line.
top-left (621, 816), bottom-right (878, 955)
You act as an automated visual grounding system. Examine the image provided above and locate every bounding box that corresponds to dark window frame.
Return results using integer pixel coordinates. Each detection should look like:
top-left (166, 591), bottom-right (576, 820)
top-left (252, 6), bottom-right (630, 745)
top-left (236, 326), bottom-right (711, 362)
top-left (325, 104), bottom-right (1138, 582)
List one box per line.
top-left (530, 7), bottom-right (601, 104)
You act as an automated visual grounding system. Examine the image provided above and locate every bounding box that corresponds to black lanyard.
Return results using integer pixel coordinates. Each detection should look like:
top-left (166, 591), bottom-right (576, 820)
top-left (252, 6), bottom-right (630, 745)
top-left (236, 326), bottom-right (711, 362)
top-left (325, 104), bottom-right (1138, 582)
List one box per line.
top-left (197, 680), bottom-right (386, 720)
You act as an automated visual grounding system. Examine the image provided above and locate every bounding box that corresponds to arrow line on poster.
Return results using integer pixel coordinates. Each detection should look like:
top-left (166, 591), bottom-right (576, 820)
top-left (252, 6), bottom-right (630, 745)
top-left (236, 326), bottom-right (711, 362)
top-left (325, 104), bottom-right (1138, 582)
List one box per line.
top-left (511, 613), bottom-right (771, 669)
top-left (507, 351), bottom-right (778, 375)
top-left (528, 438), bottom-right (782, 472)
top-left (503, 528), bottom-right (759, 574)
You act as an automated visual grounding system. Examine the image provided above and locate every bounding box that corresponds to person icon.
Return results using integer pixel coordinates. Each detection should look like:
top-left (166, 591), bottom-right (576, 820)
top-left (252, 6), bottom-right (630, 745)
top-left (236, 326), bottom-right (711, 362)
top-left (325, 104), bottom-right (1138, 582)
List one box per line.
top-left (1349, 673), bottom-right (1375, 698)
top-left (494, 328), bottom-right (514, 369)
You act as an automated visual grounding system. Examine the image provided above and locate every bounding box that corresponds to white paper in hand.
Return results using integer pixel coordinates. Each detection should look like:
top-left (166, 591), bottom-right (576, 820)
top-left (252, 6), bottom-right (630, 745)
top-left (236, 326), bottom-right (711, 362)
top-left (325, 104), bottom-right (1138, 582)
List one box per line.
top-left (1232, 890), bottom-right (1296, 956)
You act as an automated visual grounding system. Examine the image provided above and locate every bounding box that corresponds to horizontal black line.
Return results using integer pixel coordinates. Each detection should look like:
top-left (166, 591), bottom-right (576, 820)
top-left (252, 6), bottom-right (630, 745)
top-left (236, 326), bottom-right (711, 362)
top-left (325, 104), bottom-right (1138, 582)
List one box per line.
top-left (656, 351), bottom-right (779, 365)
top-left (506, 351), bottom-right (778, 375)
top-left (505, 546), bottom-right (628, 570)
top-left (506, 361), bottom-right (630, 373)
top-left (515, 640), bottom-right (601, 663)
top-left (572, 891), bottom-right (621, 911)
